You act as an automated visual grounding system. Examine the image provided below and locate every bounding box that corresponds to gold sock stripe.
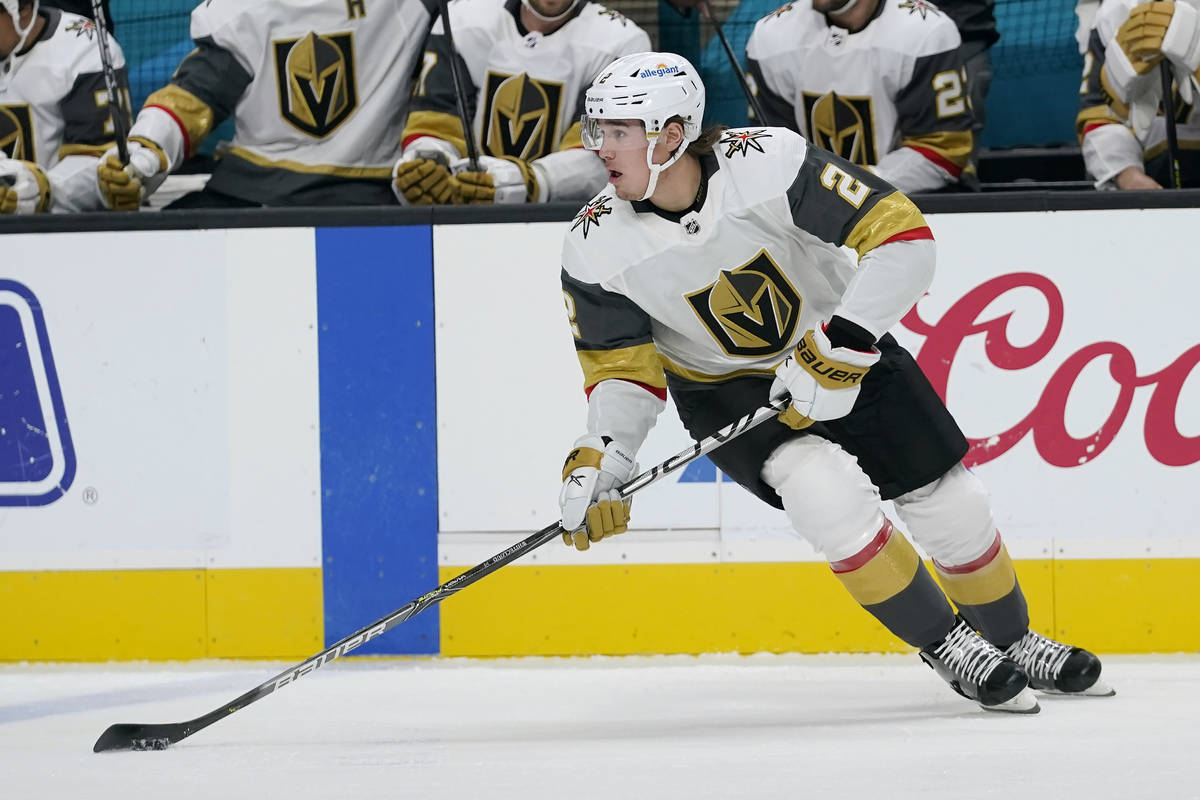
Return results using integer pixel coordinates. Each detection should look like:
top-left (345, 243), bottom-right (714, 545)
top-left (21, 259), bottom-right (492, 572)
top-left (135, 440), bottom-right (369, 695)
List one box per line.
top-left (935, 541), bottom-right (1018, 606)
top-left (831, 523), bottom-right (921, 606)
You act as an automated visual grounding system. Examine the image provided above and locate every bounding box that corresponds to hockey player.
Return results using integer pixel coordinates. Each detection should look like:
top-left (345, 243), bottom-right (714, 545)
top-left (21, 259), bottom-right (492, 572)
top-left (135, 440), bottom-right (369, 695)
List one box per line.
top-left (393, 0), bottom-right (649, 206)
top-left (745, 0), bottom-right (974, 194)
top-left (1077, 0), bottom-right (1200, 188)
top-left (96, 0), bottom-right (437, 210)
top-left (557, 52), bottom-right (1114, 713)
top-left (0, 0), bottom-right (129, 213)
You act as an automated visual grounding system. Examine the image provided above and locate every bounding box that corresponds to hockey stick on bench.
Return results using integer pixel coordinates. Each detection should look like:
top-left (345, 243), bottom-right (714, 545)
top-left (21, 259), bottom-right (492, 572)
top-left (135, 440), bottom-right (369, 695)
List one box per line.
top-left (92, 395), bottom-right (790, 753)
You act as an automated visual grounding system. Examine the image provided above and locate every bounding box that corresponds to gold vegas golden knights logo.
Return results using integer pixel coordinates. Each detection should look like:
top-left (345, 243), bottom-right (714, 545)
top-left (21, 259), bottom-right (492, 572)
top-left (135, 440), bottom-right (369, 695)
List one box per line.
top-left (686, 250), bottom-right (803, 358)
top-left (802, 91), bottom-right (877, 166)
top-left (273, 31), bottom-right (358, 137)
top-left (482, 71), bottom-right (563, 161)
top-left (0, 105), bottom-right (35, 161)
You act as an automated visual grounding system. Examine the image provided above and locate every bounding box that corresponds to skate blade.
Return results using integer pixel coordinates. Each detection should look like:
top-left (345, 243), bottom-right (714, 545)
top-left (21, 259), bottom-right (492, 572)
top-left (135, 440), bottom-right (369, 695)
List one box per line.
top-left (980, 687), bottom-right (1041, 714)
top-left (1037, 678), bottom-right (1116, 698)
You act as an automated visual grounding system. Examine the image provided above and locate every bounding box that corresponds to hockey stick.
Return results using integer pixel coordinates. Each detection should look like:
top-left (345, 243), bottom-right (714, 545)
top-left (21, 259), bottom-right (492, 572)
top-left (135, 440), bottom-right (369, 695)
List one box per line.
top-left (436, 0), bottom-right (481, 172)
top-left (93, 395), bottom-right (790, 753)
top-left (696, 0), bottom-right (767, 123)
top-left (1160, 61), bottom-right (1183, 188)
top-left (90, 0), bottom-right (129, 163)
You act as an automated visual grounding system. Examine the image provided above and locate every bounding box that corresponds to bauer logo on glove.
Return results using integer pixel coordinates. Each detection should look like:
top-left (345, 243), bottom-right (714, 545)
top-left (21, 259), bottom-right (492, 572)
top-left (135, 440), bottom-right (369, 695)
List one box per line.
top-left (772, 325), bottom-right (880, 430)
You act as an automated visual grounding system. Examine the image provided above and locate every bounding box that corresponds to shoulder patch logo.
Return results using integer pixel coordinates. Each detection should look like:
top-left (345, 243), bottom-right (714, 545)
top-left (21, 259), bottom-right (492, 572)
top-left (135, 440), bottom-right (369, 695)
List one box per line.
top-left (571, 197), bottom-right (613, 239)
top-left (719, 129), bottom-right (772, 158)
top-left (763, 3), bottom-right (795, 20)
top-left (898, 0), bottom-right (941, 18)
top-left (65, 18), bottom-right (97, 40)
top-left (597, 7), bottom-right (629, 25)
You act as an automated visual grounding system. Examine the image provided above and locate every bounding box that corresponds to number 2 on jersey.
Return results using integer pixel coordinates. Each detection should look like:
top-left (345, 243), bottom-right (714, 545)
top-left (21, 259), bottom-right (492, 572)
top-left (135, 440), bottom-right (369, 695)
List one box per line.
top-left (819, 163), bottom-right (869, 208)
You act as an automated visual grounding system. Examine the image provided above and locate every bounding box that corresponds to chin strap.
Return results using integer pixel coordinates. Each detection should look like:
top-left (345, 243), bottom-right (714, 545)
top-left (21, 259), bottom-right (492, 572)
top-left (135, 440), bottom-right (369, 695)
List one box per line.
top-left (520, 0), bottom-right (582, 23)
top-left (639, 139), bottom-right (691, 201)
top-left (826, 0), bottom-right (862, 14)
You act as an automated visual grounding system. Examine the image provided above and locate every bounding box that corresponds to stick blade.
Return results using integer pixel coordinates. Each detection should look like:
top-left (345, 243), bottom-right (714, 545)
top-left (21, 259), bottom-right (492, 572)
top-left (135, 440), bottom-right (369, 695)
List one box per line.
top-left (93, 723), bottom-right (184, 753)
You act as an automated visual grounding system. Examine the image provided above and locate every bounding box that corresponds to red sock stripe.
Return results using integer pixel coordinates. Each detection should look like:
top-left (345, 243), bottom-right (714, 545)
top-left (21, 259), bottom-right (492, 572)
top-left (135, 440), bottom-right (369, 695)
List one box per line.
top-left (829, 519), bottom-right (894, 574)
top-left (934, 531), bottom-right (1003, 575)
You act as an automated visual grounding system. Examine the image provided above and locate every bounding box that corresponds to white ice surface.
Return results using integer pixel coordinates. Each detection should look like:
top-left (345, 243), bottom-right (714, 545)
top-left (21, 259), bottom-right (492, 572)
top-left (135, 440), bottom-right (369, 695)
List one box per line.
top-left (1, 654), bottom-right (1196, 799)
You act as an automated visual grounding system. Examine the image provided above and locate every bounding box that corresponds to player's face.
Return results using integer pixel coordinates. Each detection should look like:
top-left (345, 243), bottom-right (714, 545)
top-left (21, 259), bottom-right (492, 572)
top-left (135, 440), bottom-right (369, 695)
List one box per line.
top-left (0, 10), bottom-right (18, 59)
top-left (591, 120), bottom-right (652, 200)
top-left (527, 0), bottom-right (576, 17)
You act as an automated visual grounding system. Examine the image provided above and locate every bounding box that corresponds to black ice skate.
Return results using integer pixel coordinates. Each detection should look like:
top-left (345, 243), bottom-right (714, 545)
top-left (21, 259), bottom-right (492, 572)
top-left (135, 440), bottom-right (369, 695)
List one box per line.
top-left (1004, 629), bottom-right (1115, 697)
top-left (920, 617), bottom-right (1039, 714)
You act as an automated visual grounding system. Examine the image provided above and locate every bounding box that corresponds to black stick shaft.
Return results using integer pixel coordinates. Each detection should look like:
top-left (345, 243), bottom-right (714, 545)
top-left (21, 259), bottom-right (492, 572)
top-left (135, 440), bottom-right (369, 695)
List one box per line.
top-left (1161, 61), bottom-right (1183, 189)
top-left (90, 0), bottom-right (128, 164)
top-left (93, 396), bottom-right (789, 752)
top-left (437, 0), bottom-right (481, 171)
top-left (700, 0), bottom-right (767, 124)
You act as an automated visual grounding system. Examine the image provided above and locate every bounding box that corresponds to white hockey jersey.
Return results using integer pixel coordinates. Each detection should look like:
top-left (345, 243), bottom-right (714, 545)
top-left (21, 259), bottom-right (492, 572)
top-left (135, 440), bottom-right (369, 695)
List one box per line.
top-left (746, 0), bottom-right (973, 193)
top-left (403, 0), bottom-right (650, 199)
top-left (133, 0), bottom-right (437, 205)
top-left (1077, 0), bottom-right (1200, 187)
top-left (560, 128), bottom-right (932, 392)
top-left (0, 8), bottom-right (129, 211)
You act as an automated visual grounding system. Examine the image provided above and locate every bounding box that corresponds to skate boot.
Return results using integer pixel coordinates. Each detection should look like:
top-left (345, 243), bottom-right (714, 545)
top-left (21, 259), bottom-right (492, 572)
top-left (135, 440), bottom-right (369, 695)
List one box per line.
top-left (1005, 629), bottom-right (1115, 697)
top-left (920, 617), bottom-right (1039, 714)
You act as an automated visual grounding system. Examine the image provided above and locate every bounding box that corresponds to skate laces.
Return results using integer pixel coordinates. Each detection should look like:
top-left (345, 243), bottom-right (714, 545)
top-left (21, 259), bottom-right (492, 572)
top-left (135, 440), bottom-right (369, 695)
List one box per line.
top-left (934, 620), bottom-right (1006, 685)
top-left (1005, 630), bottom-right (1072, 682)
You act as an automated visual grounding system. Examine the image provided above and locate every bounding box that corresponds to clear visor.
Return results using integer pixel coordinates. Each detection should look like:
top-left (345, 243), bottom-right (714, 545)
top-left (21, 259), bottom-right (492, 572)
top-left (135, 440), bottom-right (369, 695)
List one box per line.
top-left (580, 116), bottom-right (653, 151)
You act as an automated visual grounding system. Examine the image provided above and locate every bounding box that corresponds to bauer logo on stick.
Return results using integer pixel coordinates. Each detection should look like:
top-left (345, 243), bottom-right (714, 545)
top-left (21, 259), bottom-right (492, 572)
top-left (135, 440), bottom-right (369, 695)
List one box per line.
top-left (0, 280), bottom-right (76, 507)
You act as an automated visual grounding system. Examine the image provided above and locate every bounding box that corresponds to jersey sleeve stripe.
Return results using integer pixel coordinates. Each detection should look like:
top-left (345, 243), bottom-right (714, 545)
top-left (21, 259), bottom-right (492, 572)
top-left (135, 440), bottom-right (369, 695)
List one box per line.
top-left (1077, 104), bottom-right (1124, 139)
top-left (901, 129), bottom-right (973, 173)
top-left (844, 191), bottom-right (929, 259)
top-left (576, 343), bottom-right (667, 394)
top-left (57, 143), bottom-right (112, 159)
top-left (880, 226), bottom-right (934, 245)
top-left (144, 84), bottom-right (216, 158)
top-left (402, 110), bottom-right (469, 157)
top-left (585, 379), bottom-right (668, 401)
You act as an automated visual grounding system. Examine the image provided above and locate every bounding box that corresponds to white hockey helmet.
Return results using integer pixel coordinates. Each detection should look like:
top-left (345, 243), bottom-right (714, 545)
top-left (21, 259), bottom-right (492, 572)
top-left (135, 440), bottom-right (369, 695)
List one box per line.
top-left (0, 0), bottom-right (40, 89)
top-left (581, 51), bottom-right (705, 200)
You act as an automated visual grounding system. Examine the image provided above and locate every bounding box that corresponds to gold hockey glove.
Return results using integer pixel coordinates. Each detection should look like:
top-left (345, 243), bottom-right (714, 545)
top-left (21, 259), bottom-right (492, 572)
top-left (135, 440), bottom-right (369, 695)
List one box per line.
top-left (771, 326), bottom-right (880, 430)
top-left (0, 158), bottom-right (51, 214)
top-left (559, 434), bottom-right (636, 551)
top-left (454, 155), bottom-right (541, 204)
top-left (393, 157), bottom-right (460, 205)
top-left (97, 140), bottom-right (167, 212)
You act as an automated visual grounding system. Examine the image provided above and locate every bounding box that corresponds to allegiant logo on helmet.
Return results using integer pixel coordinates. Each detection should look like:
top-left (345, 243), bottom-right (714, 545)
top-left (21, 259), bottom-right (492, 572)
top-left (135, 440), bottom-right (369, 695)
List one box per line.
top-left (638, 64), bottom-right (680, 78)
